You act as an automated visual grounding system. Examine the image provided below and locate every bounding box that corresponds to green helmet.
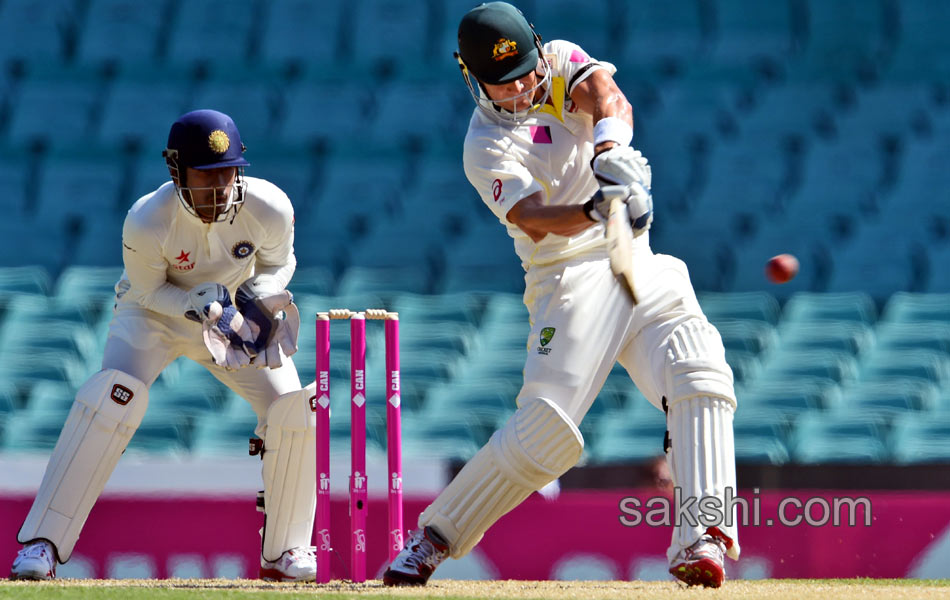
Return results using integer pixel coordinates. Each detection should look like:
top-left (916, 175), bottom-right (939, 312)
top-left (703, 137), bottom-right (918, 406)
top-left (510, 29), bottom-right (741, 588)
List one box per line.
top-left (455, 2), bottom-right (551, 123)
top-left (457, 2), bottom-right (539, 85)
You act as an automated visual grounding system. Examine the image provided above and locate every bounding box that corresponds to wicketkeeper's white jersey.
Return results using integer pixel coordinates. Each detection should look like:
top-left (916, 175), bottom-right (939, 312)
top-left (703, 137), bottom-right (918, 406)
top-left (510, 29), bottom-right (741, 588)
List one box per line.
top-left (116, 176), bottom-right (296, 318)
top-left (463, 40), bottom-right (649, 268)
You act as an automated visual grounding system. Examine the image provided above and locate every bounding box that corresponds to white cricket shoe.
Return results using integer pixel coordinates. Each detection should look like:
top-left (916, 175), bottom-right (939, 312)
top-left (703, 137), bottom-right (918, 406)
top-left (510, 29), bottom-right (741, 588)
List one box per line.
top-left (669, 533), bottom-right (727, 588)
top-left (383, 526), bottom-right (449, 586)
top-left (259, 546), bottom-right (316, 582)
top-left (10, 540), bottom-right (56, 580)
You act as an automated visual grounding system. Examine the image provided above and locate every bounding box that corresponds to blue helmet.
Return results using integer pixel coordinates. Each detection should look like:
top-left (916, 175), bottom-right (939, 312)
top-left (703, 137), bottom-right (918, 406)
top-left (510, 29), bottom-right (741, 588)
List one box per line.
top-left (163, 109), bottom-right (250, 222)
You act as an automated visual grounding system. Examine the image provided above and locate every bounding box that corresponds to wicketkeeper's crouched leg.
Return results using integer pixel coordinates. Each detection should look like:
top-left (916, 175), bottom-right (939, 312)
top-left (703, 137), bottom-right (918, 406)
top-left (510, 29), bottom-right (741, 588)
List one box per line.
top-left (418, 396), bottom-right (584, 558)
top-left (17, 369), bottom-right (149, 563)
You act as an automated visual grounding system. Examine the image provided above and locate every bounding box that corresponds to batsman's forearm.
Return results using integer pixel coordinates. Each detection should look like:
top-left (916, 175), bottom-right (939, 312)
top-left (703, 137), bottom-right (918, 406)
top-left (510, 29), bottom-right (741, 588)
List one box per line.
top-left (509, 203), bottom-right (596, 242)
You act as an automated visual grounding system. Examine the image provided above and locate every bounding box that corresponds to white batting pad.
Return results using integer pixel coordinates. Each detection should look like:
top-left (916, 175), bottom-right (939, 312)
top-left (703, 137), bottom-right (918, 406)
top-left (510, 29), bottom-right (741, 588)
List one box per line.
top-left (420, 397), bottom-right (584, 558)
top-left (666, 396), bottom-right (740, 563)
top-left (665, 319), bottom-right (736, 407)
top-left (18, 369), bottom-right (148, 562)
top-left (261, 382), bottom-right (317, 562)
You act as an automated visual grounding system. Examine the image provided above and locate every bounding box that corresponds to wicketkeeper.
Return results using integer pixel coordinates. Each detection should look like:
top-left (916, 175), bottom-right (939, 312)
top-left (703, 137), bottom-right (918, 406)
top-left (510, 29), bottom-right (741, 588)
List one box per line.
top-left (10, 110), bottom-right (318, 582)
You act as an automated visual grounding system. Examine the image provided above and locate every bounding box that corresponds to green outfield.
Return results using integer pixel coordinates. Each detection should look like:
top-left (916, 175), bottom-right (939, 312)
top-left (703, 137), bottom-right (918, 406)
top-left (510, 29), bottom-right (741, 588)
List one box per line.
top-left (1, 579), bottom-right (950, 600)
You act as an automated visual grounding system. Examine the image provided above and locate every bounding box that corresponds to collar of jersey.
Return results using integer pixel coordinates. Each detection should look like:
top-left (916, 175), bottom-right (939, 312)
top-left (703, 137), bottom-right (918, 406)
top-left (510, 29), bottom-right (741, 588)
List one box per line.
top-left (535, 76), bottom-right (566, 123)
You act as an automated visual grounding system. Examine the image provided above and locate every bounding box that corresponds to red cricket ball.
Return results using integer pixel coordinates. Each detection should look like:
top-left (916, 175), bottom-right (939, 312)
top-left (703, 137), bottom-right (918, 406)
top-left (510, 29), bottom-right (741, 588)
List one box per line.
top-left (766, 253), bottom-right (799, 284)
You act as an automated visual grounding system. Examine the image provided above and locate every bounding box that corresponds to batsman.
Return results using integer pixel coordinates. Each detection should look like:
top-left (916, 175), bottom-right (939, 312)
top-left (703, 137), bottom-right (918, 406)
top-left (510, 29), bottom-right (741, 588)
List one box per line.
top-left (10, 110), bottom-right (318, 582)
top-left (384, 2), bottom-right (739, 588)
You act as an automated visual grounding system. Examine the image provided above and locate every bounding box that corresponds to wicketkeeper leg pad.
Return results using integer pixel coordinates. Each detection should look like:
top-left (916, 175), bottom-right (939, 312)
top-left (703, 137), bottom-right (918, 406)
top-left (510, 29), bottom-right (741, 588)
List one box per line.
top-left (419, 397), bottom-right (584, 558)
top-left (260, 381), bottom-right (317, 562)
top-left (18, 369), bottom-right (148, 562)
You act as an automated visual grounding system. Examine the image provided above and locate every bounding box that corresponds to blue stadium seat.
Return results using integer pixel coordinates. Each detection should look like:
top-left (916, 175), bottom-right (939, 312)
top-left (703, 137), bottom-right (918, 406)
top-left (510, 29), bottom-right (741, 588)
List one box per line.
top-left (527, 0), bottom-right (610, 59)
top-left (725, 349), bottom-right (762, 385)
top-left (35, 158), bottom-right (125, 229)
top-left (190, 413), bottom-right (260, 456)
top-left (0, 156), bottom-right (30, 217)
top-left (259, 0), bottom-right (347, 70)
top-left (71, 214), bottom-right (125, 267)
top-left (708, 0), bottom-right (796, 66)
top-left (399, 320), bottom-right (479, 357)
top-left (423, 380), bottom-right (517, 424)
top-left (785, 0), bottom-right (889, 81)
top-left (187, 82), bottom-right (280, 149)
top-left (336, 265), bottom-right (431, 296)
top-left (97, 74), bottom-right (190, 150)
top-left (390, 292), bottom-right (483, 326)
top-left (737, 379), bottom-right (840, 415)
top-left (400, 414), bottom-right (485, 461)
top-left (125, 413), bottom-right (190, 455)
top-left (6, 73), bottom-right (99, 150)
top-left (278, 82), bottom-right (375, 148)
top-left (589, 409), bottom-right (668, 464)
top-left (824, 224), bottom-right (922, 300)
top-left (288, 266), bottom-right (336, 297)
top-left (20, 380), bottom-right (75, 416)
top-left (128, 162), bottom-right (172, 204)
top-left (349, 0), bottom-right (432, 76)
top-left (365, 81), bottom-right (468, 152)
top-left (0, 0), bottom-right (77, 65)
top-left (620, 0), bottom-right (707, 68)
top-left (76, 0), bottom-right (168, 66)
top-left (885, 0), bottom-right (950, 80)
top-left (2, 412), bottom-right (69, 451)
top-left (164, 0), bottom-right (258, 69)
top-left (0, 322), bottom-right (98, 364)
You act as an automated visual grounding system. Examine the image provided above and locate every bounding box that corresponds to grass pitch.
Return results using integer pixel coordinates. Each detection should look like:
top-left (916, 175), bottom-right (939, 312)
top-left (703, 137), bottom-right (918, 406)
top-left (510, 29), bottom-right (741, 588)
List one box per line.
top-left (1, 579), bottom-right (949, 600)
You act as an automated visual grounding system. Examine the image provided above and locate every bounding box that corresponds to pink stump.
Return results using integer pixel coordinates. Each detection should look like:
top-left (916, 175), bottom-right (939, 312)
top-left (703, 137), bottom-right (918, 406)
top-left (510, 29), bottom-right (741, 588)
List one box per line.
top-left (385, 315), bottom-right (403, 561)
top-left (350, 314), bottom-right (368, 582)
top-left (315, 315), bottom-right (331, 583)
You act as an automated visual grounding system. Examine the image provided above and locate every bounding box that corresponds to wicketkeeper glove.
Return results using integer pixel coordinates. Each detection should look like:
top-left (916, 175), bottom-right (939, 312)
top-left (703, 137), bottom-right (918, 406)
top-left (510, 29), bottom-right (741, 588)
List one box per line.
top-left (236, 274), bottom-right (300, 369)
top-left (185, 282), bottom-right (257, 370)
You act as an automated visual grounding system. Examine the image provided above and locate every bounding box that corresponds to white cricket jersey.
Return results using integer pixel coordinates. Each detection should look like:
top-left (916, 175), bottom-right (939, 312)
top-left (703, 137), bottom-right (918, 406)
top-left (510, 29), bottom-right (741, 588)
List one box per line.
top-left (116, 176), bottom-right (296, 318)
top-left (463, 40), bottom-right (648, 268)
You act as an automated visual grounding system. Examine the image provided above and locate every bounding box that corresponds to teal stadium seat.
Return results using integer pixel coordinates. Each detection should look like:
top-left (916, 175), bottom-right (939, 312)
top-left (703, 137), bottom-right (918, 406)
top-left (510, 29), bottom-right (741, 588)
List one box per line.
top-left (423, 380), bottom-right (518, 425)
top-left (708, 0), bottom-right (795, 66)
top-left (124, 413), bottom-right (190, 455)
top-left (724, 349), bottom-right (761, 385)
top-left (890, 413), bottom-right (950, 464)
top-left (2, 412), bottom-right (69, 452)
top-left (54, 266), bottom-right (123, 302)
top-left (782, 292), bottom-right (877, 324)
top-left (0, 266), bottom-right (51, 297)
top-left (400, 414), bottom-right (486, 461)
top-left (777, 321), bottom-right (874, 356)
top-left (715, 319), bottom-right (778, 355)
top-left (858, 349), bottom-right (950, 387)
top-left (36, 158), bottom-right (125, 229)
top-left (589, 409), bottom-right (668, 464)
top-left (874, 322), bottom-right (950, 355)
top-left (190, 412), bottom-right (259, 456)
top-left (349, 0), bottom-right (432, 76)
top-left (791, 413), bottom-right (889, 464)
top-left (390, 292), bottom-right (483, 326)
top-left (733, 408), bottom-right (792, 464)
top-left (885, 0), bottom-right (950, 80)
top-left (758, 349), bottom-right (858, 386)
top-left (620, 0), bottom-right (706, 68)
top-left (737, 379), bottom-right (840, 416)
top-left (288, 267), bottom-right (336, 298)
top-left (698, 292), bottom-right (781, 325)
top-left (881, 293), bottom-right (950, 323)
top-left (837, 380), bottom-right (937, 418)
top-left (97, 72), bottom-right (190, 151)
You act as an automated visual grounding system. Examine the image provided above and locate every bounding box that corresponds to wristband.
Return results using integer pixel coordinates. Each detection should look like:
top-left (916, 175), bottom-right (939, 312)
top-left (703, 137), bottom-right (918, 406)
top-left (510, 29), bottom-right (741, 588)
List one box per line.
top-left (593, 116), bottom-right (633, 147)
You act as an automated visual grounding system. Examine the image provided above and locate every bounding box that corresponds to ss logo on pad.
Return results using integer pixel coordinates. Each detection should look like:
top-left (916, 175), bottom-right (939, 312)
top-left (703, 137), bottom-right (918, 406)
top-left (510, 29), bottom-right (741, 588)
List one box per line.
top-left (111, 384), bottom-right (134, 405)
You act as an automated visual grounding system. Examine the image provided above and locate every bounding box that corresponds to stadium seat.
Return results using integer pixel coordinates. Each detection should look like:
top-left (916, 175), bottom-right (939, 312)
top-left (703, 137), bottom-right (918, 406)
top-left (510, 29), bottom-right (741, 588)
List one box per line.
top-left (349, 0), bottom-right (432, 76)
top-left (838, 380), bottom-right (937, 417)
top-left (737, 379), bottom-right (840, 415)
top-left (2, 412), bottom-right (70, 451)
top-left (589, 409), bottom-right (668, 464)
top-left (758, 349), bottom-right (859, 386)
top-left (881, 292), bottom-right (950, 323)
top-left (885, 0), bottom-right (950, 80)
top-left (858, 349), bottom-right (950, 386)
top-left (399, 320), bottom-right (479, 357)
top-left (259, 0), bottom-right (347, 70)
top-left (824, 224), bottom-right (923, 300)
top-left (890, 412), bottom-right (950, 464)
top-left (278, 82), bottom-right (376, 149)
top-left (190, 413), bottom-right (260, 456)
top-left (164, 0), bottom-right (257, 69)
top-left (336, 266), bottom-right (432, 296)
top-left (54, 266), bottom-right (123, 302)
top-left (620, 0), bottom-right (707, 69)
top-left (6, 72), bottom-right (100, 150)
top-left (715, 319), bottom-right (778, 355)
top-left (0, 266), bottom-right (52, 297)
top-left (708, 0), bottom-right (796, 66)
top-left (400, 413), bottom-right (487, 461)
top-left (724, 349), bottom-right (762, 385)
top-left (390, 292), bottom-right (483, 326)
top-left (790, 412), bottom-right (889, 464)
top-left (0, 0), bottom-right (77, 65)
top-left (187, 81), bottom-right (280, 150)
top-left (97, 73), bottom-right (190, 151)
top-left (782, 292), bottom-right (877, 324)
top-left (423, 380), bottom-right (518, 424)
top-left (76, 0), bottom-right (167, 66)
top-left (874, 321), bottom-right (950, 355)
top-left (777, 321), bottom-right (874, 356)
top-left (288, 266), bottom-right (336, 297)
top-left (698, 291), bottom-right (781, 324)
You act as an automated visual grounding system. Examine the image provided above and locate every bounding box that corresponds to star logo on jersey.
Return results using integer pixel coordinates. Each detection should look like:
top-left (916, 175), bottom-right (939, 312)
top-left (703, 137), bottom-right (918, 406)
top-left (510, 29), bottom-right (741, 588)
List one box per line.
top-left (492, 38), bottom-right (518, 61)
top-left (173, 250), bottom-right (196, 271)
top-left (208, 130), bottom-right (230, 154)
